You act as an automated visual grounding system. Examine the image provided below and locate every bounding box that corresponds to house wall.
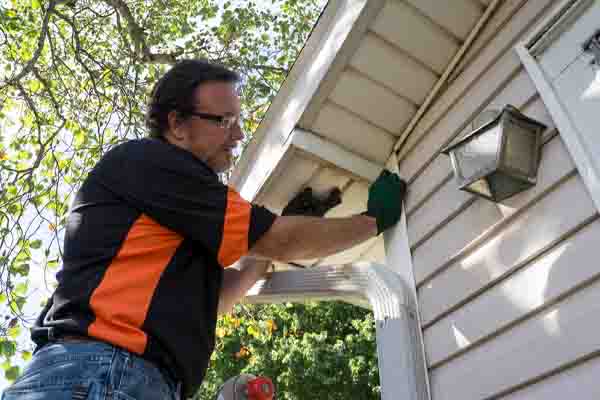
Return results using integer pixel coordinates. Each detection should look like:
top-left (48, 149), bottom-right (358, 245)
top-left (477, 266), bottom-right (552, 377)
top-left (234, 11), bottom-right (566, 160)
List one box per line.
top-left (397, 1), bottom-right (600, 399)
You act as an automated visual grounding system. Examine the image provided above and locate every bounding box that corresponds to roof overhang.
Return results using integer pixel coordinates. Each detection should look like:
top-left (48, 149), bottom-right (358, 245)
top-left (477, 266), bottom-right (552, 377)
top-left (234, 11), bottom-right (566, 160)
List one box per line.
top-left (231, 0), bottom-right (496, 268)
top-left (231, 0), bottom-right (387, 202)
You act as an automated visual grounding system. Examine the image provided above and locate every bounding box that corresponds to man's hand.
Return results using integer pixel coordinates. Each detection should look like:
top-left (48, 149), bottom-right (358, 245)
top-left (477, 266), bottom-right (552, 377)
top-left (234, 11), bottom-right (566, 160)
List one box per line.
top-left (282, 187), bottom-right (342, 217)
top-left (365, 170), bottom-right (407, 235)
top-left (218, 257), bottom-right (271, 315)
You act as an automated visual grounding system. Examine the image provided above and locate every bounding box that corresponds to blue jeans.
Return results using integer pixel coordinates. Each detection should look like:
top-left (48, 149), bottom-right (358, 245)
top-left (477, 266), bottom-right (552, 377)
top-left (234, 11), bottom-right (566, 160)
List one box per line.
top-left (1, 340), bottom-right (181, 400)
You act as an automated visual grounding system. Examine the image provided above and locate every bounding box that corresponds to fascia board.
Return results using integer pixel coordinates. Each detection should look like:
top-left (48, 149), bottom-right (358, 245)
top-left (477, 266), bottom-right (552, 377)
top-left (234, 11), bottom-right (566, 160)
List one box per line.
top-left (291, 128), bottom-right (382, 182)
top-left (251, 128), bottom-right (382, 208)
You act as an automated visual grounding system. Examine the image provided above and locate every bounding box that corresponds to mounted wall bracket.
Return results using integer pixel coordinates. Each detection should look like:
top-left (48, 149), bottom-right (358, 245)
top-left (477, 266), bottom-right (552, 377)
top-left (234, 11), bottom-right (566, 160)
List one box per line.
top-left (245, 262), bottom-right (429, 400)
top-left (583, 28), bottom-right (600, 65)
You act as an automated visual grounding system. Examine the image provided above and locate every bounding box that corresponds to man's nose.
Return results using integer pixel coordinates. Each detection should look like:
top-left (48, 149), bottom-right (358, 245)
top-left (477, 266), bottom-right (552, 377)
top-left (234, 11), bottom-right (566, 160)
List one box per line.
top-left (231, 123), bottom-right (244, 141)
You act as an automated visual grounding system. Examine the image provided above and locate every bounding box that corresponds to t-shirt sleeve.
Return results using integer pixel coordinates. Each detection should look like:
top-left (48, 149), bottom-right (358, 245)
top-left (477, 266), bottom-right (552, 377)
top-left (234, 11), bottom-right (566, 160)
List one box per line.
top-left (92, 139), bottom-right (277, 267)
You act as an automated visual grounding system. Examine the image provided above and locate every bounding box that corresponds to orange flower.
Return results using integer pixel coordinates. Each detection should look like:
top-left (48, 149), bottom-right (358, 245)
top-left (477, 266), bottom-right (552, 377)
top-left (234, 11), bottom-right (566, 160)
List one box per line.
top-left (266, 319), bottom-right (277, 333)
top-left (235, 346), bottom-right (250, 359)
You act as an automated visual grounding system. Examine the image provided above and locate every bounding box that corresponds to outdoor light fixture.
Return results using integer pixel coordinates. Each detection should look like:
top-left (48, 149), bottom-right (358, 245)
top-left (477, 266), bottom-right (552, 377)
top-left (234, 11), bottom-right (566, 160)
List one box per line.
top-left (441, 105), bottom-right (547, 202)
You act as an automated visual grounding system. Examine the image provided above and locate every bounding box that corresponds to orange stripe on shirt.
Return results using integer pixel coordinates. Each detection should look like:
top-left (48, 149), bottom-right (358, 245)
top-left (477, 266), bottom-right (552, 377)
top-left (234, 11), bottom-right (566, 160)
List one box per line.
top-left (217, 188), bottom-right (251, 267)
top-left (88, 214), bottom-right (183, 354)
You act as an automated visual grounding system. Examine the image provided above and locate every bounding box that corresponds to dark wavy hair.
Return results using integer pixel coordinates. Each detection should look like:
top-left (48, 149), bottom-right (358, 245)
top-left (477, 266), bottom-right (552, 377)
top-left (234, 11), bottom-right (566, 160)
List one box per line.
top-left (145, 59), bottom-right (240, 139)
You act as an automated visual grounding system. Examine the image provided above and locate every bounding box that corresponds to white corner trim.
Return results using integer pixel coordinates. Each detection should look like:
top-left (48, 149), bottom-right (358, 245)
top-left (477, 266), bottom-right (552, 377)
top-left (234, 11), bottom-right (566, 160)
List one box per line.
top-left (515, 17), bottom-right (600, 213)
top-left (292, 128), bottom-right (383, 182)
top-left (245, 262), bottom-right (429, 400)
top-left (383, 203), bottom-right (432, 400)
top-left (523, 0), bottom-right (591, 54)
top-left (230, 0), bottom-right (381, 201)
top-left (382, 153), bottom-right (432, 399)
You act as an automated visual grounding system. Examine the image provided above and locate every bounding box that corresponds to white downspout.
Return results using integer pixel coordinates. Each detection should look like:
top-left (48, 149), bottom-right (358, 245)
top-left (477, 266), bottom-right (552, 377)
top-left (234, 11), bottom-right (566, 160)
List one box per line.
top-left (245, 262), bottom-right (429, 400)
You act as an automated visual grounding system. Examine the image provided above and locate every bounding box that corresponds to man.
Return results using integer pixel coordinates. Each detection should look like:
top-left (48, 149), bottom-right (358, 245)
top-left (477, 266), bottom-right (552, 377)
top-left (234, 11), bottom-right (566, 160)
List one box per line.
top-left (2, 59), bottom-right (406, 400)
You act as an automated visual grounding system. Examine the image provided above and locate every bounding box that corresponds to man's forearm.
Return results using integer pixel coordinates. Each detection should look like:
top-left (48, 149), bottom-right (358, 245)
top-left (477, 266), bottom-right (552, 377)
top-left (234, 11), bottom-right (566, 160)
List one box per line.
top-left (250, 214), bottom-right (378, 261)
top-left (218, 257), bottom-right (271, 315)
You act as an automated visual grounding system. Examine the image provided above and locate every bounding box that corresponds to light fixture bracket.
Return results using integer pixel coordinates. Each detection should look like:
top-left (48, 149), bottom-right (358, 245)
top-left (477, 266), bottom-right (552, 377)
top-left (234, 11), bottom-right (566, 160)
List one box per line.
top-left (583, 28), bottom-right (600, 65)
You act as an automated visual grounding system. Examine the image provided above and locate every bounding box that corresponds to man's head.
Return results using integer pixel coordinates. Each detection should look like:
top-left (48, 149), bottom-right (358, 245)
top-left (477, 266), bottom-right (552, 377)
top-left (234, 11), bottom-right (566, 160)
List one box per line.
top-left (146, 59), bottom-right (243, 173)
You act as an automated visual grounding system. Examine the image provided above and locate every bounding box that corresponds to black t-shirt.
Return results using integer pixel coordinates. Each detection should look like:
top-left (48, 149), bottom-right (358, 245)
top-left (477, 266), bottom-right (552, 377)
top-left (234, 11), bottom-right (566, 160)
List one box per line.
top-left (31, 138), bottom-right (277, 397)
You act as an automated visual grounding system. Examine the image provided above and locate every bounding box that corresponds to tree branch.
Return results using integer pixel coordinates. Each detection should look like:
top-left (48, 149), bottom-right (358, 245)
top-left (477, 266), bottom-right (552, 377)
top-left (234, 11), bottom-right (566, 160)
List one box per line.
top-left (32, 67), bottom-right (64, 120)
top-left (103, 0), bottom-right (180, 64)
top-left (249, 65), bottom-right (288, 73)
top-left (7, 0), bottom-right (58, 84)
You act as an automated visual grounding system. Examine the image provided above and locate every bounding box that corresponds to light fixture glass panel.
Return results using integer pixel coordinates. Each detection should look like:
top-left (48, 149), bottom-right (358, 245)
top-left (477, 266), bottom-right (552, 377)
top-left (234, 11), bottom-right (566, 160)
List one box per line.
top-left (501, 119), bottom-right (538, 176)
top-left (487, 172), bottom-right (532, 201)
top-left (454, 124), bottom-right (502, 181)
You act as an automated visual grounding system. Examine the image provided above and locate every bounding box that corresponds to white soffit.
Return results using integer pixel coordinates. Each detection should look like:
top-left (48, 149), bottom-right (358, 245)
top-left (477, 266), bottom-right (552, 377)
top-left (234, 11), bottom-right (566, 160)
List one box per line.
top-left (254, 128), bottom-right (381, 212)
top-left (230, 0), bottom-right (387, 201)
top-left (232, 0), bottom-right (490, 268)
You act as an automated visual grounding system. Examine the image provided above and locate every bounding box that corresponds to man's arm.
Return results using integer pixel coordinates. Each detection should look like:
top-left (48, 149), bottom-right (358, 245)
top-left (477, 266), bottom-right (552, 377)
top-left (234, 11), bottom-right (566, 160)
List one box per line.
top-left (218, 214), bottom-right (376, 314)
top-left (218, 257), bottom-right (271, 315)
top-left (218, 170), bottom-right (405, 311)
top-left (248, 214), bottom-right (377, 261)
top-left (249, 170), bottom-right (405, 262)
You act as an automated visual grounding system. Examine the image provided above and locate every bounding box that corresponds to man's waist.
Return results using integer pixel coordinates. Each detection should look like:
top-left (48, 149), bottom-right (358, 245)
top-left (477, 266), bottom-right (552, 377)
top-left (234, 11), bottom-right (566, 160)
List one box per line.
top-left (49, 332), bottom-right (183, 397)
top-left (53, 333), bottom-right (101, 343)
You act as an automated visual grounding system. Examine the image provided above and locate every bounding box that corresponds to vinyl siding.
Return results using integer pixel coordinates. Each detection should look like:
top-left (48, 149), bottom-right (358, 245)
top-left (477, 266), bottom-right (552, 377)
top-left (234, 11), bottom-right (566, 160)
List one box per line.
top-left (397, 1), bottom-right (600, 398)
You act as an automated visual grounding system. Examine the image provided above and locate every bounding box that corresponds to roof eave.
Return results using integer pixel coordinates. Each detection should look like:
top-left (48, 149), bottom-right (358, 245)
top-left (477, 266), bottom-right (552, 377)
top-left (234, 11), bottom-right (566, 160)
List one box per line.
top-left (230, 0), bottom-right (386, 201)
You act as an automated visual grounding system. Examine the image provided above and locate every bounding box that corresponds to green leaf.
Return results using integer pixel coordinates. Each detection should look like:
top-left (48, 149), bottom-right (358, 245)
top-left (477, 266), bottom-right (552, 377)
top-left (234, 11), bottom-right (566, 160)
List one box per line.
top-left (74, 130), bottom-right (85, 147)
top-left (8, 326), bottom-right (21, 339)
top-left (0, 341), bottom-right (16, 357)
top-left (15, 282), bottom-right (28, 296)
top-left (12, 263), bottom-right (30, 276)
top-left (27, 79), bottom-right (41, 92)
top-left (5, 366), bottom-right (20, 382)
top-left (1, 360), bottom-right (11, 371)
top-left (9, 296), bottom-right (26, 312)
top-left (15, 251), bottom-right (31, 263)
top-left (29, 239), bottom-right (42, 249)
top-left (247, 324), bottom-right (260, 338)
top-left (8, 203), bottom-right (22, 216)
top-left (22, 350), bottom-right (32, 361)
top-left (47, 259), bottom-right (59, 269)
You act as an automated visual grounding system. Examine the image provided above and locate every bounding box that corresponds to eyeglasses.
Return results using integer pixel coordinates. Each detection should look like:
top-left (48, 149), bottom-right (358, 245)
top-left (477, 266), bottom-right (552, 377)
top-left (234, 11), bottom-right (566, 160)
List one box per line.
top-left (185, 111), bottom-right (241, 130)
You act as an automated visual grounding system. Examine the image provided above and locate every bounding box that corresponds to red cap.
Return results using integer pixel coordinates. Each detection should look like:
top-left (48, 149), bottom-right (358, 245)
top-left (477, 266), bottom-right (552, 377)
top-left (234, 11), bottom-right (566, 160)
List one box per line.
top-left (246, 376), bottom-right (275, 400)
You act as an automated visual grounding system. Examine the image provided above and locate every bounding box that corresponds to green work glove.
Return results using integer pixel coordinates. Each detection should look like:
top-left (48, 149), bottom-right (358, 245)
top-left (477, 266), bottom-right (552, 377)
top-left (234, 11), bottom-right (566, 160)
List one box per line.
top-left (365, 170), bottom-right (407, 235)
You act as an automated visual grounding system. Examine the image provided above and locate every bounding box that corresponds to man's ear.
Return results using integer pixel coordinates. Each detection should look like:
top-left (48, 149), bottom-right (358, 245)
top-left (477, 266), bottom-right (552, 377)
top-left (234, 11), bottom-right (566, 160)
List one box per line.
top-left (167, 111), bottom-right (185, 141)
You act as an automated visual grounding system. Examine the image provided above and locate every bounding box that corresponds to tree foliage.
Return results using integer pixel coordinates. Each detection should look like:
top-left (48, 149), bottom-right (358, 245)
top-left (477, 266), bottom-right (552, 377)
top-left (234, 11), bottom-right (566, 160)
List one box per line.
top-left (199, 302), bottom-right (380, 399)
top-left (0, 0), bottom-right (381, 397)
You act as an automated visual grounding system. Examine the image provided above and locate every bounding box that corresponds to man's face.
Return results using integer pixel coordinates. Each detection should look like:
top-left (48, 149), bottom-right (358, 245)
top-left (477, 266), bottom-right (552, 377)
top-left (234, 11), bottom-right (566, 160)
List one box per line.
top-left (169, 81), bottom-right (243, 173)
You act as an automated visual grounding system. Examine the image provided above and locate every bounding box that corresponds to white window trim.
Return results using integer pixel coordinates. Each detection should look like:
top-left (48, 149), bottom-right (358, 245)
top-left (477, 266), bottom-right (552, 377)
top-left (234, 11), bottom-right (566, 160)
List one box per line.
top-left (515, 0), bottom-right (600, 213)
